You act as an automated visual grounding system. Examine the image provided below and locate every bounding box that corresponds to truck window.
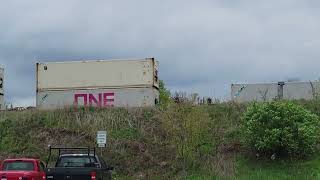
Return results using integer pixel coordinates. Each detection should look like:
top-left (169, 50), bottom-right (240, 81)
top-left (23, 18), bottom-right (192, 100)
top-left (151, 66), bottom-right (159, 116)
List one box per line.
top-left (57, 156), bottom-right (96, 167)
top-left (3, 162), bottom-right (34, 171)
top-left (39, 162), bottom-right (45, 171)
top-left (99, 158), bottom-right (107, 168)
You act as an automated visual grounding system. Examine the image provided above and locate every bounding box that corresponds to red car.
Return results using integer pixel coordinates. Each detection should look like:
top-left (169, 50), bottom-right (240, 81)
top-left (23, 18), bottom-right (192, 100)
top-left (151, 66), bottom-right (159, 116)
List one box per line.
top-left (0, 158), bottom-right (46, 180)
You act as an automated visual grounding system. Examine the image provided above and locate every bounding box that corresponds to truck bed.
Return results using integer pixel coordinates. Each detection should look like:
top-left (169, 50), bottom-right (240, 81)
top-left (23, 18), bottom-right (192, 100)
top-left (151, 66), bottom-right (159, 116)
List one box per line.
top-left (46, 167), bottom-right (96, 180)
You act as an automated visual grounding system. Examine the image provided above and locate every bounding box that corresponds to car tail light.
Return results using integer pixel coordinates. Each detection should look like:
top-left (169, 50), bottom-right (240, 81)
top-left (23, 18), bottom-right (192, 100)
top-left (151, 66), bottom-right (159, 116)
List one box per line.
top-left (91, 171), bottom-right (96, 180)
top-left (41, 172), bottom-right (46, 180)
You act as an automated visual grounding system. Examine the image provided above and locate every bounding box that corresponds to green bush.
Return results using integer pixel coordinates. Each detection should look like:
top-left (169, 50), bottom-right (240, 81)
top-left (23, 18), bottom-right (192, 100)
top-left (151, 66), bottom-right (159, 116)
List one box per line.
top-left (242, 101), bottom-right (320, 157)
top-left (158, 80), bottom-right (171, 108)
top-left (161, 103), bottom-right (215, 170)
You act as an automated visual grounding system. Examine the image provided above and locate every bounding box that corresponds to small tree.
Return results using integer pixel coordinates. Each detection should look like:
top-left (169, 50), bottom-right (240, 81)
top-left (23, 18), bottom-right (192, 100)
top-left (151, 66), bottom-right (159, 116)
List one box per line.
top-left (159, 80), bottom-right (171, 107)
top-left (242, 101), bottom-right (320, 157)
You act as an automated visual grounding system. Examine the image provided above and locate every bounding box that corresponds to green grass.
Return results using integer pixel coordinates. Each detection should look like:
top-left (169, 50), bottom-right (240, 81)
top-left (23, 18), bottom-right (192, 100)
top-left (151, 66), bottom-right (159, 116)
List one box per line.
top-left (1, 101), bottom-right (320, 179)
top-left (235, 155), bottom-right (320, 180)
top-left (182, 155), bottom-right (320, 180)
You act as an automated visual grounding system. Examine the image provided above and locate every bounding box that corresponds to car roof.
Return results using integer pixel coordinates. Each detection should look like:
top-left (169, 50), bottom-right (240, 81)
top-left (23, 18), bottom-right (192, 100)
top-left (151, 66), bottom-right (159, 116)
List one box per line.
top-left (60, 154), bottom-right (96, 157)
top-left (3, 158), bottom-right (39, 162)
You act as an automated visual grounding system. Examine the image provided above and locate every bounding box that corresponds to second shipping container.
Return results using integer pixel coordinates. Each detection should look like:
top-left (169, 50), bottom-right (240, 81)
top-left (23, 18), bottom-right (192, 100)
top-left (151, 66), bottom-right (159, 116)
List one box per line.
top-left (36, 58), bottom-right (159, 91)
top-left (37, 87), bottom-right (159, 110)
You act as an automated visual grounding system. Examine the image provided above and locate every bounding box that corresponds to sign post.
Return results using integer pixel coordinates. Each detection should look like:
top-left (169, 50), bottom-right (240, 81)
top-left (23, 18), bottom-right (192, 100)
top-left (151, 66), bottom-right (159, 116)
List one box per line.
top-left (97, 131), bottom-right (107, 156)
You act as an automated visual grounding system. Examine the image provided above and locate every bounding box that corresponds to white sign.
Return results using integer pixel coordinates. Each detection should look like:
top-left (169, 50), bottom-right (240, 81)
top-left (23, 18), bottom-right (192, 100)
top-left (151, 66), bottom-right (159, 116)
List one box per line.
top-left (97, 131), bottom-right (107, 147)
top-left (98, 144), bottom-right (106, 148)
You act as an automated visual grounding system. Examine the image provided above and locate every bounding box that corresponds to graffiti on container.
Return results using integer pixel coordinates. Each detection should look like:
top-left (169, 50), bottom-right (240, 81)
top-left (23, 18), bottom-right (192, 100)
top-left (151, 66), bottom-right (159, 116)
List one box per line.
top-left (234, 85), bottom-right (248, 97)
top-left (42, 94), bottom-right (48, 102)
top-left (0, 77), bottom-right (3, 89)
top-left (74, 93), bottom-right (115, 107)
top-left (258, 88), bottom-right (269, 101)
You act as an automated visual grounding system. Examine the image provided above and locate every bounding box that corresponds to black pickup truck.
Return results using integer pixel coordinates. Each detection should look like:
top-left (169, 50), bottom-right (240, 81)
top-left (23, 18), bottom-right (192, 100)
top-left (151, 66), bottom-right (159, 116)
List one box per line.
top-left (45, 147), bottom-right (113, 180)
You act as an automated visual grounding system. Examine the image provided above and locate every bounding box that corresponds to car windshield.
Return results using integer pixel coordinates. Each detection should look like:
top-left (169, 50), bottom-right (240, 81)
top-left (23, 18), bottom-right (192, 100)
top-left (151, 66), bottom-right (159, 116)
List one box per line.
top-left (57, 156), bottom-right (96, 167)
top-left (3, 161), bottom-right (34, 171)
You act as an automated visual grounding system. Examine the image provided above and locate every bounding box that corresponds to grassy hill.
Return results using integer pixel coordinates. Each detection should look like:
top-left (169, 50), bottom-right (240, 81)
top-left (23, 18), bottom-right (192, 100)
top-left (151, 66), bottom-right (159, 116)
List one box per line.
top-left (1, 101), bottom-right (320, 179)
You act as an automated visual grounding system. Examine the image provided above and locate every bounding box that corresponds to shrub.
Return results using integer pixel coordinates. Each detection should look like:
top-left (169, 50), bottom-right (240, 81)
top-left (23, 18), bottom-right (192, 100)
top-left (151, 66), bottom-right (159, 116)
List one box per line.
top-left (158, 80), bottom-right (171, 108)
top-left (161, 103), bottom-right (215, 169)
top-left (242, 101), bottom-right (320, 157)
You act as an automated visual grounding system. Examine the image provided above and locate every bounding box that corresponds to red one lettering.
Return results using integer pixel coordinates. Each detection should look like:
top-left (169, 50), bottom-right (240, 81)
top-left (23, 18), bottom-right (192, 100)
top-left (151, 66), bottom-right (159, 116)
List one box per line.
top-left (104, 93), bottom-right (115, 106)
top-left (74, 94), bottom-right (88, 106)
top-left (89, 93), bottom-right (102, 107)
top-left (74, 92), bottom-right (115, 107)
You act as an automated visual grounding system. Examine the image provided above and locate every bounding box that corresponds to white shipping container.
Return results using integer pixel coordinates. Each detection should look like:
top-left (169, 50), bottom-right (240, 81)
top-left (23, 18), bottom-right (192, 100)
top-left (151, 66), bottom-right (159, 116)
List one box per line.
top-left (231, 81), bottom-right (320, 103)
top-left (231, 83), bottom-right (279, 102)
top-left (36, 58), bottom-right (159, 91)
top-left (36, 87), bottom-right (159, 110)
top-left (283, 81), bottom-right (320, 100)
top-left (0, 67), bottom-right (4, 110)
top-left (0, 95), bottom-right (4, 110)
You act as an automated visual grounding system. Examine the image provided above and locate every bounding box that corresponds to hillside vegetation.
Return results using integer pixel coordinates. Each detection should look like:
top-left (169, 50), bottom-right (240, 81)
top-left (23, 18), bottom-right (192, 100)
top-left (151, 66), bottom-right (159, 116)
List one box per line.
top-left (1, 100), bottom-right (320, 179)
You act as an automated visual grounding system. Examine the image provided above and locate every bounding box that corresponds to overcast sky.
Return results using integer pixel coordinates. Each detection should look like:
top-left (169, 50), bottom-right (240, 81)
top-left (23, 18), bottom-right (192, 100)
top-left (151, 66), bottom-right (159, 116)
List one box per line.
top-left (1, 0), bottom-right (320, 106)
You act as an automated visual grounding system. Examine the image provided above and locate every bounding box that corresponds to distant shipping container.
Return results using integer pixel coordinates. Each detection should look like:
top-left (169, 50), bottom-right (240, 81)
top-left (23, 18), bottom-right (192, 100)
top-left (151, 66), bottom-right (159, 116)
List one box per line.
top-left (36, 58), bottom-right (159, 109)
top-left (231, 83), bottom-right (279, 102)
top-left (0, 67), bottom-right (4, 110)
top-left (36, 58), bottom-right (159, 90)
top-left (231, 81), bottom-right (320, 103)
top-left (283, 81), bottom-right (320, 100)
top-left (37, 87), bottom-right (159, 110)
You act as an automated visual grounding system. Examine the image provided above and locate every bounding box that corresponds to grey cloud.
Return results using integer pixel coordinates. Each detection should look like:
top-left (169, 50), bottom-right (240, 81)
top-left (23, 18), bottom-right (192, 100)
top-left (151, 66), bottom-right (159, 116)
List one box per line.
top-left (0, 0), bottom-right (320, 105)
